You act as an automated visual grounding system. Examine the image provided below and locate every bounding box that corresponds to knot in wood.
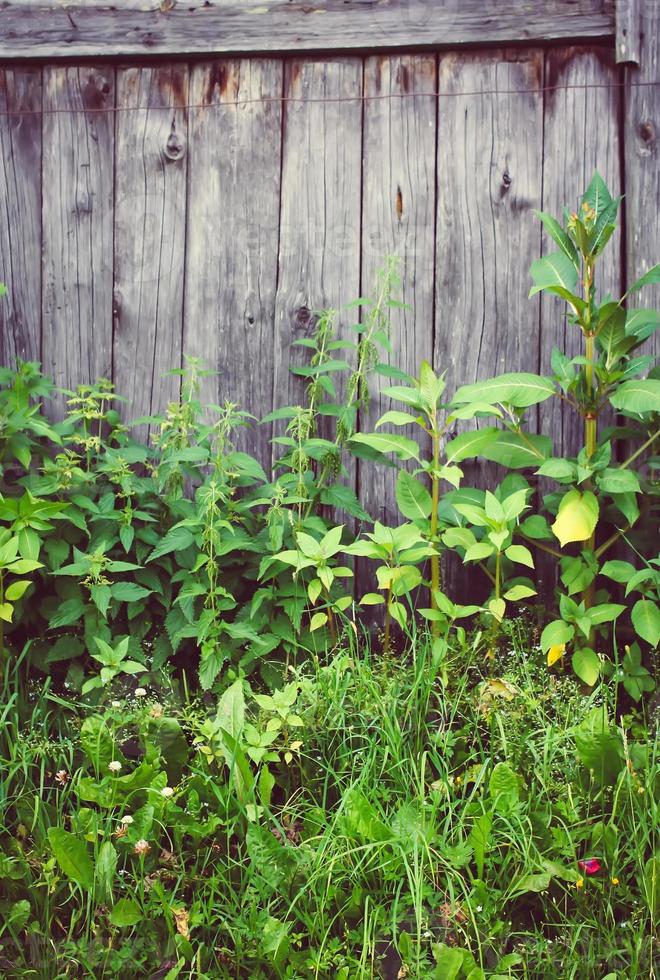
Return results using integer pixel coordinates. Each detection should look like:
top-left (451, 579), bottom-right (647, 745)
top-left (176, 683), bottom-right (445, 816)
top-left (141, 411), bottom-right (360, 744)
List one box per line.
top-left (502, 169), bottom-right (512, 190)
top-left (295, 305), bottom-right (313, 331)
top-left (164, 129), bottom-right (185, 161)
top-left (638, 120), bottom-right (655, 155)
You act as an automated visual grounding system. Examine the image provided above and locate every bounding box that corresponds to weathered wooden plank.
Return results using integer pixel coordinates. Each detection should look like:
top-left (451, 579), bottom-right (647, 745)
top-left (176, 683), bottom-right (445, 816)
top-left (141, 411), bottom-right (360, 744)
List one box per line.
top-left (272, 57), bottom-right (362, 523)
top-left (434, 50), bottom-right (544, 599)
top-left (272, 58), bottom-right (362, 420)
top-left (183, 59), bottom-right (282, 463)
top-left (0, 0), bottom-right (615, 59)
top-left (360, 53), bottom-right (437, 529)
top-left (113, 65), bottom-right (188, 427)
top-left (42, 66), bottom-right (115, 415)
top-left (0, 68), bottom-right (42, 368)
top-left (624, 10), bottom-right (660, 360)
top-left (615, 0), bottom-right (640, 64)
top-left (539, 47), bottom-right (621, 462)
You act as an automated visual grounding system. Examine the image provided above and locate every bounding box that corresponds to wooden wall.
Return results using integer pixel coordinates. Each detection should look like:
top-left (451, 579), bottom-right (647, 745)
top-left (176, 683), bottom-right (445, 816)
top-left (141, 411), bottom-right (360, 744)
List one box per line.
top-left (0, 31), bottom-right (658, 535)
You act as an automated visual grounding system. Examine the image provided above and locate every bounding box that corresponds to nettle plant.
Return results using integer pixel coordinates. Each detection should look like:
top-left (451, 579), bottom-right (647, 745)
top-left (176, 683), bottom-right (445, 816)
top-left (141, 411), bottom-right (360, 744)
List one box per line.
top-left (450, 173), bottom-right (659, 685)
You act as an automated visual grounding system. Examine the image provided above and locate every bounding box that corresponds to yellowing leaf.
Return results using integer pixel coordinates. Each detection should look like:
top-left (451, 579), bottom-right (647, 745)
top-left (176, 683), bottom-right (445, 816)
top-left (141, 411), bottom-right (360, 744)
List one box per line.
top-left (547, 643), bottom-right (566, 667)
top-left (551, 490), bottom-right (599, 547)
top-left (172, 906), bottom-right (190, 939)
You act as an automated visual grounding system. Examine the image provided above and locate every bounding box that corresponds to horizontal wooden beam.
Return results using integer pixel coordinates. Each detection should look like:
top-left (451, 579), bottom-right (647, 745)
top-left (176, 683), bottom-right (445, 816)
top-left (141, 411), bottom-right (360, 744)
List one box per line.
top-left (0, 0), bottom-right (615, 60)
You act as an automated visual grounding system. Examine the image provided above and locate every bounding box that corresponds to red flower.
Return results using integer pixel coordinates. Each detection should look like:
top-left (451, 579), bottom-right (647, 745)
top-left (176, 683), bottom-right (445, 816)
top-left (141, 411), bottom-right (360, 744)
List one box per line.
top-left (578, 858), bottom-right (601, 876)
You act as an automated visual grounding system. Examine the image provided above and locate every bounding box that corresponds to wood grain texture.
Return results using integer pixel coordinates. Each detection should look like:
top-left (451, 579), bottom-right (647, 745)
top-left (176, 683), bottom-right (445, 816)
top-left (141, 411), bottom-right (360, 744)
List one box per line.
top-left (183, 59), bottom-right (282, 462)
top-left (41, 66), bottom-right (115, 415)
top-left (0, 68), bottom-right (42, 367)
top-left (113, 65), bottom-right (188, 428)
top-left (360, 53), bottom-right (437, 528)
top-left (273, 58), bottom-right (362, 414)
top-left (0, 1), bottom-right (615, 59)
top-left (434, 49), bottom-right (544, 597)
top-left (539, 47), bottom-right (622, 461)
top-left (615, 0), bottom-right (641, 64)
top-left (272, 57), bottom-right (362, 517)
top-left (624, 8), bottom-right (660, 359)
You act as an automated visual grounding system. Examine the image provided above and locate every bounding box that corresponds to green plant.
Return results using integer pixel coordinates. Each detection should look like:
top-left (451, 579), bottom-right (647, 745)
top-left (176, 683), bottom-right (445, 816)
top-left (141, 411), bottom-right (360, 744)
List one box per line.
top-left (447, 173), bottom-right (660, 680)
top-left (81, 636), bottom-right (148, 694)
top-left (349, 360), bottom-right (504, 632)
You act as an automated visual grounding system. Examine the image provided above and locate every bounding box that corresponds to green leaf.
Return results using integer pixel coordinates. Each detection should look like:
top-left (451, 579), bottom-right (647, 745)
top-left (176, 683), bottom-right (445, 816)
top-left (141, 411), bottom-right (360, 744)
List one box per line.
top-left (109, 898), bottom-right (143, 927)
top-left (111, 582), bottom-right (152, 602)
top-left (581, 170), bottom-right (613, 217)
top-left (96, 841), bottom-right (118, 903)
top-left (503, 584), bottom-right (537, 601)
top-left (505, 544), bottom-right (534, 569)
top-left (631, 599), bottom-right (660, 646)
top-left (643, 854), bottom-right (660, 920)
top-left (625, 308), bottom-right (659, 341)
top-left (374, 409), bottom-right (416, 428)
top-left (463, 542), bottom-right (495, 562)
top-left (432, 944), bottom-right (463, 980)
top-left (348, 432), bottom-right (420, 461)
top-left (47, 828), bottom-right (94, 890)
top-left (610, 379), bottom-right (660, 415)
top-left (551, 490), bottom-right (599, 547)
top-left (319, 484), bottom-right (370, 521)
top-left (600, 559), bottom-right (635, 584)
top-left (573, 708), bottom-right (623, 786)
top-left (49, 595), bottom-right (85, 628)
top-left (452, 374), bottom-right (555, 409)
top-left (5, 579), bottom-right (30, 601)
top-left (529, 251), bottom-right (579, 297)
top-left (572, 647), bottom-right (601, 686)
top-left (395, 470), bottom-right (432, 521)
top-left (536, 458), bottom-right (578, 482)
top-left (444, 427), bottom-right (500, 463)
top-left (534, 210), bottom-right (579, 267)
top-left (482, 432), bottom-right (552, 469)
top-left (627, 263), bottom-right (660, 296)
top-left (595, 468), bottom-right (641, 494)
top-left (540, 619), bottom-right (574, 654)
top-left (489, 761), bottom-right (520, 812)
top-left (147, 526), bottom-right (194, 562)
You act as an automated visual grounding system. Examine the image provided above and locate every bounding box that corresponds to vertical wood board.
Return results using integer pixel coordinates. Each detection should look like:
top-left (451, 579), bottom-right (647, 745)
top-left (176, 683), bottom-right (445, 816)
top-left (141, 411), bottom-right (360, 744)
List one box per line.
top-left (183, 58), bottom-right (283, 463)
top-left (360, 53), bottom-right (437, 529)
top-left (272, 58), bottom-right (363, 495)
top-left (0, 68), bottom-right (42, 367)
top-left (434, 49), bottom-right (544, 596)
top-left (113, 64), bottom-right (189, 428)
top-left (624, 11), bottom-right (660, 359)
top-left (41, 66), bottom-right (115, 415)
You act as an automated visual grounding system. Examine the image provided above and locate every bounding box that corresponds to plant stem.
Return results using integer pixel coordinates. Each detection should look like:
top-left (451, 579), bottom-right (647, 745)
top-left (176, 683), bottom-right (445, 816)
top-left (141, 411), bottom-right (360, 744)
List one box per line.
top-left (384, 587), bottom-right (392, 653)
top-left (582, 258), bottom-right (597, 615)
top-left (620, 430), bottom-right (659, 471)
top-left (429, 412), bottom-right (441, 634)
top-left (528, 538), bottom-right (564, 560)
top-left (495, 550), bottom-right (501, 601)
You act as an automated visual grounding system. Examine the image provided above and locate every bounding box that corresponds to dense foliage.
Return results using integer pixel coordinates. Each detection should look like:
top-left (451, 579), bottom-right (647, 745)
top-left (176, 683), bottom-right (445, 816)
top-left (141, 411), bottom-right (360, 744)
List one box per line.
top-left (0, 175), bottom-right (657, 978)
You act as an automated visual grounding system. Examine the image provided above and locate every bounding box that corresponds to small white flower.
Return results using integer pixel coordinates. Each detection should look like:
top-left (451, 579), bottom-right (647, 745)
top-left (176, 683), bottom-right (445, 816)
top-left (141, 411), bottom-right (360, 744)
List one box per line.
top-left (160, 786), bottom-right (174, 798)
top-left (476, 905), bottom-right (483, 912)
top-left (134, 687), bottom-right (147, 698)
top-left (108, 760), bottom-right (122, 773)
top-left (120, 814), bottom-right (134, 825)
top-left (111, 700), bottom-right (121, 709)
top-left (134, 839), bottom-right (150, 856)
